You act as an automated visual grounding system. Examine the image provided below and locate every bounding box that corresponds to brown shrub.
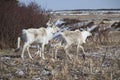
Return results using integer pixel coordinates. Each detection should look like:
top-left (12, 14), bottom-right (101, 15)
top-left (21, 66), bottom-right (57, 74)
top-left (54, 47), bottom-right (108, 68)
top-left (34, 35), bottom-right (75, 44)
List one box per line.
top-left (0, 0), bottom-right (50, 49)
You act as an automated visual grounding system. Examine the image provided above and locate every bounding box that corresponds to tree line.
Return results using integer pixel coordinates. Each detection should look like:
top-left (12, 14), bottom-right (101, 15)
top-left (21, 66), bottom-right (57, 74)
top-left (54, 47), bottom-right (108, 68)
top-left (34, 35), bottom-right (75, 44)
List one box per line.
top-left (0, 0), bottom-right (50, 49)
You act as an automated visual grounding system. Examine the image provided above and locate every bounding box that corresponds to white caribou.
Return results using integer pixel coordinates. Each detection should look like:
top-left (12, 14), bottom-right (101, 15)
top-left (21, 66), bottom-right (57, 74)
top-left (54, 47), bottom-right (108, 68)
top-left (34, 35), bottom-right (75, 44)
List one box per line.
top-left (50, 29), bottom-right (92, 60)
top-left (15, 25), bottom-right (59, 60)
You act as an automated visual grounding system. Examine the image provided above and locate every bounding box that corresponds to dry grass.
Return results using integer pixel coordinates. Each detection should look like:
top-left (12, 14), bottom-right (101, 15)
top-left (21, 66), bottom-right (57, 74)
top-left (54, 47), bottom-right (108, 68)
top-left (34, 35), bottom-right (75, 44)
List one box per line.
top-left (0, 31), bottom-right (120, 80)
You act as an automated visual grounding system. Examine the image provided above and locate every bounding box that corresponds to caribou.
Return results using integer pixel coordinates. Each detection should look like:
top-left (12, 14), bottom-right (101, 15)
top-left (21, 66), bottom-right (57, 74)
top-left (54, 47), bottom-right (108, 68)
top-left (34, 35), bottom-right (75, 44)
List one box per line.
top-left (90, 21), bottom-right (116, 44)
top-left (50, 29), bottom-right (92, 60)
top-left (15, 24), bottom-right (59, 60)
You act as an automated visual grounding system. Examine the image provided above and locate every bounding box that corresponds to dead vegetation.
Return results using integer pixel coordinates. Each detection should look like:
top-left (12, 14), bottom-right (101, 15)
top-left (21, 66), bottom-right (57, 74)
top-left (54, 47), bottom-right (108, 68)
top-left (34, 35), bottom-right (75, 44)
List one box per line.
top-left (0, 0), bottom-right (50, 49)
top-left (0, 31), bottom-right (120, 80)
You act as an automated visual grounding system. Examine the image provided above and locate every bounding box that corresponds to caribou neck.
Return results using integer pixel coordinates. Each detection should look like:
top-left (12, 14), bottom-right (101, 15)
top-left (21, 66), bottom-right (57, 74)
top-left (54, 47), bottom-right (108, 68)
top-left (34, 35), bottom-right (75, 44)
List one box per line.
top-left (46, 27), bottom-right (54, 39)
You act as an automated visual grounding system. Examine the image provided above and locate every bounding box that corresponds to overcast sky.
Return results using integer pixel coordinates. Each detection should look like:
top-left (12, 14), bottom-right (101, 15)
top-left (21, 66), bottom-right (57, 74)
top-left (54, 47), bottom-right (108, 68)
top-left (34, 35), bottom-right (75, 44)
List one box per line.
top-left (19, 0), bottom-right (120, 10)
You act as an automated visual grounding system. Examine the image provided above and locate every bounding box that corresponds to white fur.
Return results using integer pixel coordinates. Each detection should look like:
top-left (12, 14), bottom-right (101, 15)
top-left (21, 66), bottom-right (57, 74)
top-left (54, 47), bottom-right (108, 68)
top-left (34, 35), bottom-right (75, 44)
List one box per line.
top-left (60, 30), bottom-right (92, 59)
top-left (16, 26), bottom-right (59, 60)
